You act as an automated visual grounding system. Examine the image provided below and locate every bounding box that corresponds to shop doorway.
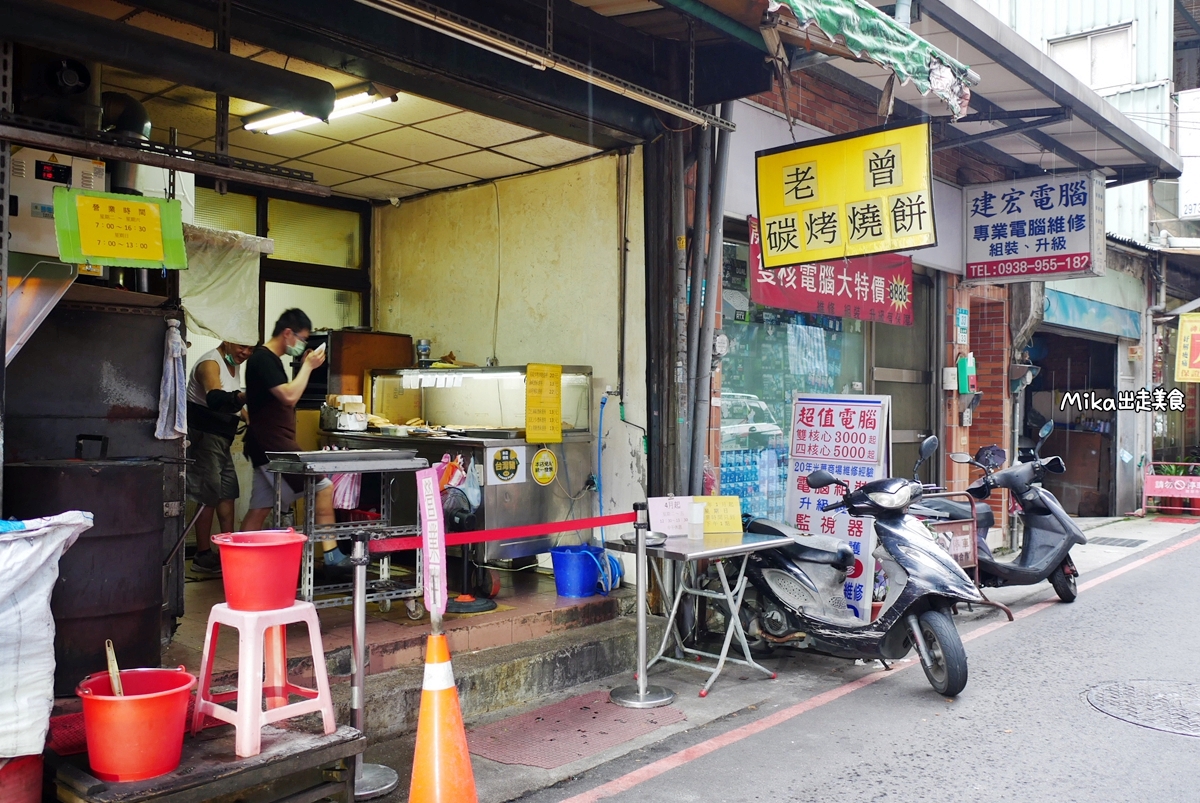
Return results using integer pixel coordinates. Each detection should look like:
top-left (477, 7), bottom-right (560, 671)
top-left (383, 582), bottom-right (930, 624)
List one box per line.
top-left (871, 274), bottom-right (936, 483)
top-left (1022, 330), bottom-right (1118, 517)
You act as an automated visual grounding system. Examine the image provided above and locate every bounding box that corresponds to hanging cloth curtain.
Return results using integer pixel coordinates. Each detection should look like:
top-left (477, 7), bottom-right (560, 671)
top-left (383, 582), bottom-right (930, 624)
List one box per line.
top-left (179, 224), bottom-right (272, 347)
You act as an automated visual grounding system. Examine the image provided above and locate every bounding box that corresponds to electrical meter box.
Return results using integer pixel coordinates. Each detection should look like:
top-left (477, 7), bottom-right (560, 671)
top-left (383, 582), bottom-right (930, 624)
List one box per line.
top-left (957, 352), bottom-right (978, 394)
top-left (8, 147), bottom-right (106, 258)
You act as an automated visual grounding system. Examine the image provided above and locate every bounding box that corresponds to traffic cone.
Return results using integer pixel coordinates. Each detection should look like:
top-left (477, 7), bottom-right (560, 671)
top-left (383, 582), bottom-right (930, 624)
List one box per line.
top-left (409, 634), bottom-right (477, 803)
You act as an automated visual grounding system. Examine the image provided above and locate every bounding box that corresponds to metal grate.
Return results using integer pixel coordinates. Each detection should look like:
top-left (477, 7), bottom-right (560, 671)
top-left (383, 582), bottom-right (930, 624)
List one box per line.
top-left (0, 113), bottom-right (317, 182)
top-left (467, 690), bottom-right (686, 769)
top-left (1087, 537), bottom-right (1148, 548)
top-left (0, 41), bottom-right (10, 114)
top-left (1088, 680), bottom-right (1200, 737)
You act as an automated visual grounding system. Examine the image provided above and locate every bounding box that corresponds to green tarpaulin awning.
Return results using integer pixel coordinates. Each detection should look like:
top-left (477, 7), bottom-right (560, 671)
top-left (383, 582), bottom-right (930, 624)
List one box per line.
top-left (768, 0), bottom-right (977, 118)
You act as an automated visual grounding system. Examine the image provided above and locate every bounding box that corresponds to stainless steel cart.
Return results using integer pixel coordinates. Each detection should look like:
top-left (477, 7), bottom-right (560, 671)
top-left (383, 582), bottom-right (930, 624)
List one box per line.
top-left (265, 449), bottom-right (429, 615)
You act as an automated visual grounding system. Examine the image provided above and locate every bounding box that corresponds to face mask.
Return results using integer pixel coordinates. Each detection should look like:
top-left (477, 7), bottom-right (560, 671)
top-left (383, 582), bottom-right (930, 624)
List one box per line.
top-left (223, 352), bottom-right (236, 367)
top-left (285, 337), bottom-right (307, 358)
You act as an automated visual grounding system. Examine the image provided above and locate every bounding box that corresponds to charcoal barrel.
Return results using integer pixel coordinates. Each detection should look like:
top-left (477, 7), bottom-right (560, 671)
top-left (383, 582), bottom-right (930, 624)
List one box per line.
top-left (5, 458), bottom-right (163, 696)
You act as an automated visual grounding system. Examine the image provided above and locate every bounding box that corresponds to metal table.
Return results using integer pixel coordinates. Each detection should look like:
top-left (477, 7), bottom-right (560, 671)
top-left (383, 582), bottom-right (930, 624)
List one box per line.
top-left (265, 450), bottom-right (428, 614)
top-left (607, 529), bottom-right (793, 696)
top-left (267, 449), bottom-right (422, 799)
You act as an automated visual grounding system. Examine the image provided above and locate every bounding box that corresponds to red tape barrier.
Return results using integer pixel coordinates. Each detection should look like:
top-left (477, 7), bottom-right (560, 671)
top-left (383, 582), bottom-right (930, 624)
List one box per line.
top-left (368, 511), bottom-right (638, 554)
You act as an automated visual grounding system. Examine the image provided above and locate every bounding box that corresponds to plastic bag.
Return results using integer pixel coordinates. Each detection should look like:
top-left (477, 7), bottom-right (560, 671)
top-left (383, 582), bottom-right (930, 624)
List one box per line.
top-left (324, 446), bottom-right (361, 510)
top-left (330, 472), bottom-right (361, 510)
top-left (438, 454), bottom-right (466, 490)
top-left (0, 511), bottom-right (94, 758)
top-left (463, 458), bottom-right (482, 508)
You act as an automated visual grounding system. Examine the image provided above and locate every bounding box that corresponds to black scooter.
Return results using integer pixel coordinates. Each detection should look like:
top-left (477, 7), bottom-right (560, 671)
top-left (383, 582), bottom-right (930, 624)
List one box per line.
top-left (923, 421), bottom-right (1086, 602)
top-left (733, 436), bottom-right (985, 696)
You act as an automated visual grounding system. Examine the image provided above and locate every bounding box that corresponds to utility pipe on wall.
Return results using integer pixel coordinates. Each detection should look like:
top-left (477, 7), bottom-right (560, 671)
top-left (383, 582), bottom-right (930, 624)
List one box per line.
top-left (690, 101), bottom-right (735, 494)
top-left (684, 123), bottom-right (713, 490)
top-left (671, 133), bottom-right (690, 494)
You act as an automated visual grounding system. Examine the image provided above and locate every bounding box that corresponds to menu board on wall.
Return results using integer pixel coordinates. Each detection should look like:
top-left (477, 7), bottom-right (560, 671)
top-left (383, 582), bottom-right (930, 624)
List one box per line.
top-left (525, 363), bottom-right (562, 443)
top-left (785, 394), bottom-right (891, 622)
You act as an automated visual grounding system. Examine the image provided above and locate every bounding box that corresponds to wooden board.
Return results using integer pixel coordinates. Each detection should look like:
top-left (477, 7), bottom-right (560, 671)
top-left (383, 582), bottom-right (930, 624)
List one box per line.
top-left (50, 724), bottom-right (363, 803)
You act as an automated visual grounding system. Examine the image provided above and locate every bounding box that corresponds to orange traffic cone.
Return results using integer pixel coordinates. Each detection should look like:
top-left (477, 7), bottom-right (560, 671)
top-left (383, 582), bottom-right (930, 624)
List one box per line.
top-left (409, 634), bottom-right (477, 803)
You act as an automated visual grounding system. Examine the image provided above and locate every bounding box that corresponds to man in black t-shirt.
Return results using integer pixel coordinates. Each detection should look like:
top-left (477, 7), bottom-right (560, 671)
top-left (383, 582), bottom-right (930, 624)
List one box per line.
top-left (240, 309), bottom-right (346, 566)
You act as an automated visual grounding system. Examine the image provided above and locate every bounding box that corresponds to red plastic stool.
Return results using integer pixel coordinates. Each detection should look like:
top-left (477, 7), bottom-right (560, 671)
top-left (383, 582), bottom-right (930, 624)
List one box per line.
top-left (191, 601), bottom-right (336, 757)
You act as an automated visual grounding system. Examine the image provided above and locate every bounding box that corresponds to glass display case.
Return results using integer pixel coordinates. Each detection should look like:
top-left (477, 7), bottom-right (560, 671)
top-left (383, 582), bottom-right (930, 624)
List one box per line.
top-left (368, 365), bottom-right (592, 435)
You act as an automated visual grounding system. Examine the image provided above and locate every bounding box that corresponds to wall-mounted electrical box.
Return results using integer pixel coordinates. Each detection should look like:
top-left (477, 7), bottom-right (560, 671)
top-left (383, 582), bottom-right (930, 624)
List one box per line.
top-left (957, 352), bottom-right (977, 394)
top-left (8, 147), bottom-right (105, 257)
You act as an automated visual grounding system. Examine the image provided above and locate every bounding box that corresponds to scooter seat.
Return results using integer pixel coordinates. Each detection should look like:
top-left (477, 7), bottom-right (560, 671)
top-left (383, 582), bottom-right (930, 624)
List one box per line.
top-left (783, 540), bottom-right (856, 572)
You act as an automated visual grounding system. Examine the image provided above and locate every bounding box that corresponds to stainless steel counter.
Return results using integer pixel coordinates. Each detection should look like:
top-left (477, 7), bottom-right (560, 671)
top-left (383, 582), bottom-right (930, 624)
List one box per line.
top-left (322, 431), bottom-right (594, 561)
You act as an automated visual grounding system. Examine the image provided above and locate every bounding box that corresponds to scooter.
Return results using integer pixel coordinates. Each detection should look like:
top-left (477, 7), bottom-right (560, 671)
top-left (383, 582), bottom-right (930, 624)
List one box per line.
top-left (732, 436), bottom-right (985, 696)
top-left (923, 420), bottom-right (1086, 602)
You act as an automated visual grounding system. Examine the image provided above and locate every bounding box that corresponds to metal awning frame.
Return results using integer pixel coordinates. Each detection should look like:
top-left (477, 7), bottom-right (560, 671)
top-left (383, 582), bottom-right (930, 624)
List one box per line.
top-left (916, 0), bottom-right (1182, 184)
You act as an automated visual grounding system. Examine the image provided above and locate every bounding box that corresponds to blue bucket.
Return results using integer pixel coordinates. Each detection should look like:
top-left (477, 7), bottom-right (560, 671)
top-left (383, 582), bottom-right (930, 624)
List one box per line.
top-left (550, 545), bottom-right (605, 598)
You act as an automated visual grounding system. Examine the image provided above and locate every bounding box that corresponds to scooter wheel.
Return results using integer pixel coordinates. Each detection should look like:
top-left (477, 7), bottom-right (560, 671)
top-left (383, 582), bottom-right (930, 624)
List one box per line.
top-left (1050, 564), bottom-right (1078, 602)
top-left (917, 610), bottom-right (968, 697)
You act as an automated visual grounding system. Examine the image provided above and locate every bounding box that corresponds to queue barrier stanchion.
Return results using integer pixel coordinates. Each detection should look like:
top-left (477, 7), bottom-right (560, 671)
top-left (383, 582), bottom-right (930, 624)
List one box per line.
top-left (350, 529), bottom-right (400, 800)
top-left (610, 503), bottom-right (675, 709)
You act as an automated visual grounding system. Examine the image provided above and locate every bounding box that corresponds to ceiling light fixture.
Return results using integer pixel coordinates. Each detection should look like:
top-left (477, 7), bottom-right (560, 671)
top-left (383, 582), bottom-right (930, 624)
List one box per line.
top-left (352, 0), bottom-right (728, 130)
top-left (243, 84), bottom-right (399, 135)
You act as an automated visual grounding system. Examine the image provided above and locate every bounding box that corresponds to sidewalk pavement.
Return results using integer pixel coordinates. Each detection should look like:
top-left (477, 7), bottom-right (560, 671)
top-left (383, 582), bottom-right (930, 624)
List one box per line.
top-left (367, 514), bottom-right (1200, 803)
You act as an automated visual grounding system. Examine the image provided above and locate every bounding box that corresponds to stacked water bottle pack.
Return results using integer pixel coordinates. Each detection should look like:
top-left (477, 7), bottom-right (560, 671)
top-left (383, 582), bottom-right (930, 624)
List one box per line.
top-left (718, 449), bottom-right (788, 521)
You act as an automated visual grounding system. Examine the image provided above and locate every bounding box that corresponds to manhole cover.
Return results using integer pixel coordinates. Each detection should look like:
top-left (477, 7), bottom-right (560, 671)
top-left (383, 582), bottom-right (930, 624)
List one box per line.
top-left (1087, 681), bottom-right (1200, 737)
top-left (1088, 537), bottom-right (1148, 548)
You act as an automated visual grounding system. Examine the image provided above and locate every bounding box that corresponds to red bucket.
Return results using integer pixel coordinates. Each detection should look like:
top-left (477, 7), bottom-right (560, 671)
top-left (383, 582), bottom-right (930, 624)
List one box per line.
top-left (212, 529), bottom-right (306, 611)
top-left (77, 668), bottom-right (197, 782)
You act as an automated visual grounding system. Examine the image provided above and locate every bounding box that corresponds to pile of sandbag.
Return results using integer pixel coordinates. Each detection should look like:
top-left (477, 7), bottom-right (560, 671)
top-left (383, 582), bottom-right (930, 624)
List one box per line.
top-left (0, 512), bottom-right (94, 759)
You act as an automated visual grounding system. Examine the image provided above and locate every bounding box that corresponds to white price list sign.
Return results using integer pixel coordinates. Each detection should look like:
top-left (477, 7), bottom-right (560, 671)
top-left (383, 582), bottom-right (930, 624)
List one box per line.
top-left (785, 395), bottom-right (891, 622)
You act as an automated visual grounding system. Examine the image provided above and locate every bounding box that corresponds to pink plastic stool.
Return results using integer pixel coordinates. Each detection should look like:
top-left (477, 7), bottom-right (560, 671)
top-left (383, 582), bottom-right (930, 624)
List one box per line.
top-left (191, 602), bottom-right (336, 757)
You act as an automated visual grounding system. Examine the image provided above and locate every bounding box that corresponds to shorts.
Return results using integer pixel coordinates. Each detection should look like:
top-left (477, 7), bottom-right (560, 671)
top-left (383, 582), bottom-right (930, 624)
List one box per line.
top-left (187, 431), bottom-right (239, 507)
top-left (249, 466), bottom-right (333, 510)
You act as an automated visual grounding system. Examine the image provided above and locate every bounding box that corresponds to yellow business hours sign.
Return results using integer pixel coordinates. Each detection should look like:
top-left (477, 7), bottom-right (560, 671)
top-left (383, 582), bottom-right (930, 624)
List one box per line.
top-left (755, 121), bottom-right (936, 268)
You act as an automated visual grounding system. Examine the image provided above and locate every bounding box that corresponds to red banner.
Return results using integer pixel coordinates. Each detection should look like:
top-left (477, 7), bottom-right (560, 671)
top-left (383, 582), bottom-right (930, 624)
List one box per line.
top-left (748, 216), bottom-right (914, 326)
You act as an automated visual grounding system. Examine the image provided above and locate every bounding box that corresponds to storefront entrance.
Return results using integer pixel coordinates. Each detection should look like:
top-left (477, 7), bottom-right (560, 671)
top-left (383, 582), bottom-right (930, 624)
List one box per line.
top-left (1023, 330), bottom-right (1118, 516)
top-left (872, 273), bottom-right (936, 482)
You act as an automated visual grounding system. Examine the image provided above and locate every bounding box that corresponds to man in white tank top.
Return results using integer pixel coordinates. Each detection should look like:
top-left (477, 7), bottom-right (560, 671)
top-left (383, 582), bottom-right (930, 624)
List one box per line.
top-left (187, 342), bottom-right (254, 574)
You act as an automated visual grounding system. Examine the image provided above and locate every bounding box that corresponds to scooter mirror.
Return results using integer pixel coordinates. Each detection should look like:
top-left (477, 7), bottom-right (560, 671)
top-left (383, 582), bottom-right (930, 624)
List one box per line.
top-left (949, 452), bottom-right (973, 464)
top-left (1038, 420), bottom-right (1054, 440)
top-left (912, 435), bottom-right (939, 480)
top-left (918, 435), bottom-right (939, 462)
top-left (806, 469), bottom-right (843, 489)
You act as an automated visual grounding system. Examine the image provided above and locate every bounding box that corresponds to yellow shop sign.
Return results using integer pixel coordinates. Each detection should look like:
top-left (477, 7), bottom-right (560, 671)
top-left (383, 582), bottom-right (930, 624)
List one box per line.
top-left (755, 120), bottom-right (935, 267)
